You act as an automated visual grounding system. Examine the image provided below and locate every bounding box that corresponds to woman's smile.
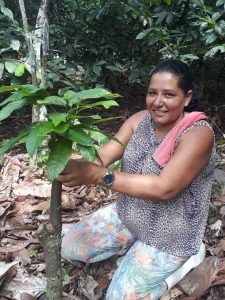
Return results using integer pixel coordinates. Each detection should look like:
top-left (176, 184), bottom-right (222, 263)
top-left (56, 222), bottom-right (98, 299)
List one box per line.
top-left (152, 109), bottom-right (168, 115)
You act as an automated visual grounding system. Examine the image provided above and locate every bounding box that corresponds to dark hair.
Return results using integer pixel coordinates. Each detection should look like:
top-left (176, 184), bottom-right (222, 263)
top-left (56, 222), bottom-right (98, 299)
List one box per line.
top-left (149, 59), bottom-right (203, 112)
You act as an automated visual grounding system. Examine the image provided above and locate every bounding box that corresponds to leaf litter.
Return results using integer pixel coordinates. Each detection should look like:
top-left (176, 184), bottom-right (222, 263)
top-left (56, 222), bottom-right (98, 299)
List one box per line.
top-left (0, 151), bottom-right (225, 300)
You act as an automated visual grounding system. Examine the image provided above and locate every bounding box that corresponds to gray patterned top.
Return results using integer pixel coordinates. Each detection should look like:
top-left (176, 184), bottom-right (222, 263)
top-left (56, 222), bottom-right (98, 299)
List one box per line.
top-left (116, 113), bottom-right (216, 256)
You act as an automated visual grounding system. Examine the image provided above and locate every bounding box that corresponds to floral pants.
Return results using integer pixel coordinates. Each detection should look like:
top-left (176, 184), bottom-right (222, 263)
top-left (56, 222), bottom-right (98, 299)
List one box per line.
top-left (62, 203), bottom-right (188, 300)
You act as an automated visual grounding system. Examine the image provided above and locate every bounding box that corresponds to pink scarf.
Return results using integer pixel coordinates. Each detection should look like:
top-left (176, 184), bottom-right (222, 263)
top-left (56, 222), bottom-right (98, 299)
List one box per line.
top-left (152, 112), bottom-right (208, 167)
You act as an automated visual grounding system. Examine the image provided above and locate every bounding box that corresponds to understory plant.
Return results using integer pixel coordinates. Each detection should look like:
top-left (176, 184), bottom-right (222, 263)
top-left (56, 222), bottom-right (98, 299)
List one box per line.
top-left (0, 85), bottom-right (121, 299)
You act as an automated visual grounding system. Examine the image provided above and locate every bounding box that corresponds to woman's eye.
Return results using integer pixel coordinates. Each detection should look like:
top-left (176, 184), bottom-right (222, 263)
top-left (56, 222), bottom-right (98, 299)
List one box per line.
top-left (165, 93), bottom-right (174, 98)
top-left (148, 91), bottom-right (156, 96)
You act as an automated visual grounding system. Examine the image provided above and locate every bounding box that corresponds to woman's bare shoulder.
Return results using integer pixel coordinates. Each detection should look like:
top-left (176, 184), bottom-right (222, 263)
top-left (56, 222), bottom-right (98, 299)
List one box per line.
top-left (126, 110), bottom-right (149, 133)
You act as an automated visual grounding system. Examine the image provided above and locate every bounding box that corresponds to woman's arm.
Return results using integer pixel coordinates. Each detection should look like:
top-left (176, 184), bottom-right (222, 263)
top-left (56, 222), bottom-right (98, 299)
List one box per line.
top-left (111, 126), bottom-right (213, 200)
top-left (57, 125), bottom-right (213, 202)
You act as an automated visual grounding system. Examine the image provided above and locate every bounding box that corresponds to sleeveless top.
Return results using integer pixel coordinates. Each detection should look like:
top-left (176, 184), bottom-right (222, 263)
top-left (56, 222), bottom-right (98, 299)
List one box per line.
top-left (116, 113), bottom-right (216, 256)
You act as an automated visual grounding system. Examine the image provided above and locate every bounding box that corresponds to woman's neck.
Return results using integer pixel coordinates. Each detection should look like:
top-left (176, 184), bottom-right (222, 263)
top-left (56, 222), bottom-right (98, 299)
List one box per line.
top-left (154, 112), bottom-right (188, 141)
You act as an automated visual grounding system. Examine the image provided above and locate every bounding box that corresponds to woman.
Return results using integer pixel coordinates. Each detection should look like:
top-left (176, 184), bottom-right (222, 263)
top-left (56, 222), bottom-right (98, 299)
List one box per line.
top-left (57, 59), bottom-right (215, 299)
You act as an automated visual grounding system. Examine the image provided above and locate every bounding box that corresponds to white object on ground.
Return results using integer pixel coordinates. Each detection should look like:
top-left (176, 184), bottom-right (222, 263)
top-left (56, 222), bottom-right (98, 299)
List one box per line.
top-left (165, 243), bottom-right (205, 290)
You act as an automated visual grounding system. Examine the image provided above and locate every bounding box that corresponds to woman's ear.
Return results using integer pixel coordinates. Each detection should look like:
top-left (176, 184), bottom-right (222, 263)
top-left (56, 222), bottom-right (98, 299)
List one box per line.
top-left (184, 90), bottom-right (193, 107)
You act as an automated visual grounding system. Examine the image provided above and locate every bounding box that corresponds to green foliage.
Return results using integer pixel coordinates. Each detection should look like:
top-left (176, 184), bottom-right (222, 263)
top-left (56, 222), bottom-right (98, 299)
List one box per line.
top-left (29, 249), bottom-right (38, 257)
top-left (61, 267), bottom-right (70, 284)
top-left (1, 0), bottom-right (225, 93)
top-left (1, 0), bottom-right (225, 142)
top-left (0, 85), bottom-right (121, 181)
top-left (47, 137), bottom-right (73, 181)
top-left (0, 0), bottom-right (25, 81)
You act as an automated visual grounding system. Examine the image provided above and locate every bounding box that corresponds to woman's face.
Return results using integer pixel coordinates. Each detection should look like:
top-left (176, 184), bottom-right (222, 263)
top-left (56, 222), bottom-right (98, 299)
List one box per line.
top-left (146, 72), bottom-right (192, 127)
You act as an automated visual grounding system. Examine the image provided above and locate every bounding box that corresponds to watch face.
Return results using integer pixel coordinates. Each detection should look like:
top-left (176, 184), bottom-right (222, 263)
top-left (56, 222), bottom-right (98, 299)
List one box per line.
top-left (104, 173), bottom-right (114, 185)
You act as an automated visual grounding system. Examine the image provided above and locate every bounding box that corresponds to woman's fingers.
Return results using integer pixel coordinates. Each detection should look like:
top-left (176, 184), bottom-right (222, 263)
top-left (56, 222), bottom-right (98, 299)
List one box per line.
top-left (57, 159), bottom-right (103, 187)
top-left (57, 173), bottom-right (75, 184)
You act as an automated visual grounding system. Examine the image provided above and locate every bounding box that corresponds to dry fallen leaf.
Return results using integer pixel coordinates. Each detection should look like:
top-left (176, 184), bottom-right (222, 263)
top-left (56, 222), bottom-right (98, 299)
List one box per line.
top-left (0, 261), bottom-right (18, 286)
top-left (13, 180), bottom-right (51, 198)
top-left (160, 287), bottom-right (183, 300)
top-left (1, 154), bottom-right (225, 299)
top-left (177, 257), bottom-right (219, 297)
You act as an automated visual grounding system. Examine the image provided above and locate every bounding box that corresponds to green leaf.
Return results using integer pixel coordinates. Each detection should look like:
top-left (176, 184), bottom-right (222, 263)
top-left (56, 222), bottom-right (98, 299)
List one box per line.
top-left (47, 137), bottom-right (72, 181)
top-left (37, 96), bottom-right (66, 106)
top-left (215, 25), bottom-right (223, 35)
top-left (180, 54), bottom-right (199, 62)
top-left (204, 45), bottom-right (225, 58)
top-left (0, 99), bottom-right (28, 121)
top-left (68, 88), bottom-right (120, 106)
top-left (0, 47), bottom-right (11, 54)
top-left (166, 13), bottom-right (173, 24)
top-left (0, 1), bottom-right (14, 20)
top-left (0, 90), bottom-right (32, 107)
top-left (105, 65), bottom-right (124, 73)
top-left (79, 116), bottom-right (122, 126)
top-left (76, 144), bottom-right (96, 161)
top-left (216, 0), bottom-right (224, 6)
top-left (10, 40), bottom-right (20, 51)
top-left (5, 60), bottom-right (19, 74)
top-left (48, 113), bottom-right (68, 126)
top-left (67, 128), bottom-right (93, 146)
top-left (95, 60), bottom-right (107, 66)
top-left (26, 122), bottom-right (54, 157)
top-left (69, 114), bottom-right (102, 121)
top-left (89, 130), bottom-right (108, 145)
top-left (63, 274), bottom-right (70, 284)
top-left (54, 123), bottom-right (69, 134)
top-left (29, 249), bottom-right (38, 257)
top-left (136, 29), bottom-right (151, 40)
top-left (0, 63), bottom-right (4, 79)
top-left (93, 65), bottom-right (101, 76)
top-left (22, 84), bottom-right (41, 94)
top-left (61, 267), bottom-right (70, 283)
top-left (24, 62), bottom-right (31, 73)
top-left (0, 130), bottom-right (28, 156)
top-left (212, 12), bottom-right (221, 20)
top-left (205, 33), bottom-right (217, 44)
top-left (15, 63), bottom-right (25, 77)
top-left (88, 100), bottom-right (119, 109)
top-left (64, 90), bottom-right (81, 105)
top-left (0, 84), bottom-right (23, 93)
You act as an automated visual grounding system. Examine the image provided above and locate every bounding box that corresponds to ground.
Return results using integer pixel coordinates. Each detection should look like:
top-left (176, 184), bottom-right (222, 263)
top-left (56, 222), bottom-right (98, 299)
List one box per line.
top-left (0, 106), bottom-right (225, 299)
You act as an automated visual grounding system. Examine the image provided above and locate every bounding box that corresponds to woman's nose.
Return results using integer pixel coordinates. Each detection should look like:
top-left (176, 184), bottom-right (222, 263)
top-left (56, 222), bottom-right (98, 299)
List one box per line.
top-left (154, 94), bottom-right (163, 106)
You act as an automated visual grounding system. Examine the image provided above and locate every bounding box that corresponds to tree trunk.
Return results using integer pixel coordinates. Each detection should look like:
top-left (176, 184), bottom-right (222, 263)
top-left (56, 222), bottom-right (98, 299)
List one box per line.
top-left (18, 0), bottom-right (38, 87)
top-left (35, 0), bottom-right (50, 90)
top-left (37, 180), bottom-right (63, 300)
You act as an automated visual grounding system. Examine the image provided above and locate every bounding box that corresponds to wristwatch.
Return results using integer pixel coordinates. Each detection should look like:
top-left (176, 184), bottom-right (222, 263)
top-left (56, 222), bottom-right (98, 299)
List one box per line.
top-left (102, 170), bottom-right (115, 187)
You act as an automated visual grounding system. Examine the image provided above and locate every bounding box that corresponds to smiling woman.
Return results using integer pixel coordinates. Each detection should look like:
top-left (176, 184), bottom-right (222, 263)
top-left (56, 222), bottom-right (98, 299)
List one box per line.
top-left (147, 73), bottom-right (191, 124)
top-left (146, 61), bottom-right (194, 140)
top-left (57, 59), bottom-right (216, 300)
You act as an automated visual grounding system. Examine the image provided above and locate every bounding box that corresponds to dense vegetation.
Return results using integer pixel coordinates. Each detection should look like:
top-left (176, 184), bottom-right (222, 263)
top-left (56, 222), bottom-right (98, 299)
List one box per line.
top-left (1, 0), bottom-right (225, 127)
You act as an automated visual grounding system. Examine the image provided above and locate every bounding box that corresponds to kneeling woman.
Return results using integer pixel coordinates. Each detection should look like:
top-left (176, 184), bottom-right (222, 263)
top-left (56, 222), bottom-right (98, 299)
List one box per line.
top-left (57, 59), bottom-right (215, 299)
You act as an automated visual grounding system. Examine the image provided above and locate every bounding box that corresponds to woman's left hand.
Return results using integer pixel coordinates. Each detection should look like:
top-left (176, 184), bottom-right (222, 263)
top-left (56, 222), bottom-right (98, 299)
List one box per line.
top-left (56, 159), bottom-right (105, 187)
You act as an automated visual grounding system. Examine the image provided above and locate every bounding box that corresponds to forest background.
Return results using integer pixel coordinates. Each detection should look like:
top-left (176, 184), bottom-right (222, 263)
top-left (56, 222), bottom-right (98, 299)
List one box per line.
top-left (1, 0), bottom-right (225, 128)
top-left (1, 0), bottom-right (225, 299)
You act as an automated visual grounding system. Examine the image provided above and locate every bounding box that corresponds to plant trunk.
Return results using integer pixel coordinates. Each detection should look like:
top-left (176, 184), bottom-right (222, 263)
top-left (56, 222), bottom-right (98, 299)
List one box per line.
top-left (37, 180), bottom-right (63, 300)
